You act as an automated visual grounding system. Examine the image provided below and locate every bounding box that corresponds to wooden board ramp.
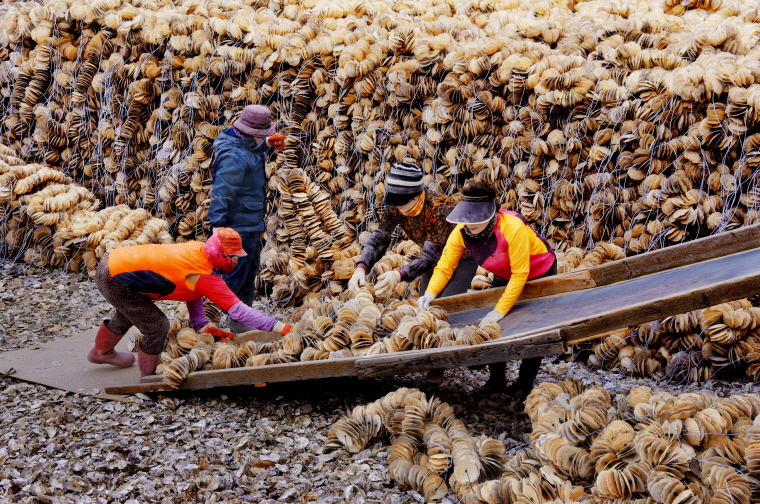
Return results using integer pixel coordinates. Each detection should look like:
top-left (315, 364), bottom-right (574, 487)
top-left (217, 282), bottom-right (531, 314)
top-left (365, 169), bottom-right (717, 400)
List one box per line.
top-left (103, 227), bottom-right (760, 394)
top-left (433, 223), bottom-right (760, 314)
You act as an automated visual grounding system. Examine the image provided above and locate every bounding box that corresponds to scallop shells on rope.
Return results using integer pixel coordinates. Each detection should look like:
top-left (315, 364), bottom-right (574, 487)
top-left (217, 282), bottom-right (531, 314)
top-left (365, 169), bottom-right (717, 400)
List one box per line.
top-left (1, 146), bottom-right (173, 273)
top-left (148, 283), bottom-right (502, 388)
top-left (3, 0), bottom-right (760, 303)
top-left (326, 382), bottom-right (760, 502)
top-left (580, 298), bottom-right (760, 384)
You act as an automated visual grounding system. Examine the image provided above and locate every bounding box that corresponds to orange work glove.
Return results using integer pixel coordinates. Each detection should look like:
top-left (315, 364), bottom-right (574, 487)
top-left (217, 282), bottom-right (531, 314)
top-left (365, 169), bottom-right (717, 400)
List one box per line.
top-left (202, 326), bottom-right (237, 342)
top-left (267, 134), bottom-right (286, 150)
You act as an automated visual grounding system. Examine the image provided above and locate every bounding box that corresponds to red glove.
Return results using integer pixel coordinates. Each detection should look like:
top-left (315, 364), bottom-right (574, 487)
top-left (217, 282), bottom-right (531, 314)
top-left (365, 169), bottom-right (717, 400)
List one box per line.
top-left (267, 134), bottom-right (286, 150)
top-left (280, 324), bottom-right (292, 336)
top-left (202, 326), bottom-right (237, 342)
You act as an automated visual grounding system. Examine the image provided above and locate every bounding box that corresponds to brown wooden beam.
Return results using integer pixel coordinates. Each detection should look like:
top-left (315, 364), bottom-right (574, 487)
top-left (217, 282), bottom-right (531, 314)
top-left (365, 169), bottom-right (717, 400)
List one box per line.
top-left (137, 357), bottom-right (360, 391)
top-left (562, 271), bottom-right (760, 342)
top-left (432, 270), bottom-right (596, 314)
top-left (355, 330), bottom-right (563, 378)
top-left (589, 224), bottom-right (760, 286)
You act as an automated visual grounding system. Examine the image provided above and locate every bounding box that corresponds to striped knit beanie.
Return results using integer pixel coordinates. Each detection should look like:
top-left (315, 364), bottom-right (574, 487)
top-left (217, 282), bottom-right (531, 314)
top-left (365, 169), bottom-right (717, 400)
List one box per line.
top-left (383, 161), bottom-right (424, 206)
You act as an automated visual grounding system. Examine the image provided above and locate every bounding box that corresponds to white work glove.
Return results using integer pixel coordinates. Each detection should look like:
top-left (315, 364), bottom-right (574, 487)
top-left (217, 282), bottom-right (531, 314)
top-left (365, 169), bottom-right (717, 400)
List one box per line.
top-left (417, 292), bottom-right (436, 312)
top-left (375, 270), bottom-right (401, 297)
top-left (479, 309), bottom-right (505, 327)
top-left (348, 268), bottom-right (366, 293)
top-left (273, 321), bottom-right (292, 335)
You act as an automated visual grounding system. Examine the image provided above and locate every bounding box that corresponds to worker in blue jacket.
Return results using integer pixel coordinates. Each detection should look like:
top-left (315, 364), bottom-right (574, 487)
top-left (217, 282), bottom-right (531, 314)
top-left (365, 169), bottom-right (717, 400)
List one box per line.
top-left (208, 104), bottom-right (285, 332)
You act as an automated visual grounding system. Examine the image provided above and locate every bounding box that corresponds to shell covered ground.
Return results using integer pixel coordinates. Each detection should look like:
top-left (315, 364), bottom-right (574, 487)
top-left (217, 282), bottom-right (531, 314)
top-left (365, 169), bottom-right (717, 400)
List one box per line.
top-left (2, 263), bottom-right (759, 504)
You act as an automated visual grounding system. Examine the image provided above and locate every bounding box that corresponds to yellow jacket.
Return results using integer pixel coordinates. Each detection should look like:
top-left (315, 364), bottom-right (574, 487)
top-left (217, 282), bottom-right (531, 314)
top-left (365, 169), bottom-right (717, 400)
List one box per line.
top-left (426, 211), bottom-right (554, 315)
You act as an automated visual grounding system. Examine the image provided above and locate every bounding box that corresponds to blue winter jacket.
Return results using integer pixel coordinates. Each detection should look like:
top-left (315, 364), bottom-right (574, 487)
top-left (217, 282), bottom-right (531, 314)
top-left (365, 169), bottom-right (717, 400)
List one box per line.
top-left (208, 128), bottom-right (267, 233)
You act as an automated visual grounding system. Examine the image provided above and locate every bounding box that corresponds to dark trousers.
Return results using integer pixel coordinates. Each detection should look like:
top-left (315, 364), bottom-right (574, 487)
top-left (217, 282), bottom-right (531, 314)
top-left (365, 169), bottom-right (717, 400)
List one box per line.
top-left (222, 230), bottom-right (261, 306)
top-left (419, 257), bottom-right (478, 298)
top-left (490, 257), bottom-right (558, 384)
top-left (96, 254), bottom-right (169, 355)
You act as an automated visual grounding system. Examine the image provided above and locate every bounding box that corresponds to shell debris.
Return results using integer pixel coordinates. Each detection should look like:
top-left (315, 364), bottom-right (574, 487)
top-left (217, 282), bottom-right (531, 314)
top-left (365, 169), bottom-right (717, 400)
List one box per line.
top-left (328, 381), bottom-right (760, 503)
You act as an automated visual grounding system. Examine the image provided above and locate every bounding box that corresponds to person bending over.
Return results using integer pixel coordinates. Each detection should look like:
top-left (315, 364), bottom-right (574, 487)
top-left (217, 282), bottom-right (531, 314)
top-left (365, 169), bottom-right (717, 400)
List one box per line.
top-left (88, 228), bottom-right (290, 377)
top-left (349, 160), bottom-right (477, 300)
top-left (418, 182), bottom-right (557, 394)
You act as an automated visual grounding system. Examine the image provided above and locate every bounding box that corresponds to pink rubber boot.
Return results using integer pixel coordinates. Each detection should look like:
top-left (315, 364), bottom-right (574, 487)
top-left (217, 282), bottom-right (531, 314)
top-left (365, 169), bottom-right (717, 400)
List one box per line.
top-left (138, 349), bottom-right (161, 378)
top-left (87, 321), bottom-right (135, 367)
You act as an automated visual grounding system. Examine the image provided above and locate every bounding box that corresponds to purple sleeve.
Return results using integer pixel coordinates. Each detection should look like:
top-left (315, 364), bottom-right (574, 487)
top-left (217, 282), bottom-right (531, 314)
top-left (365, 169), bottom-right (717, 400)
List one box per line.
top-left (357, 229), bottom-right (392, 272)
top-left (228, 301), bottom-right (277, 331)
top-left (399, 240), bottom-right (444, 281)
top-left (186, 299), bottom-right (209, 330)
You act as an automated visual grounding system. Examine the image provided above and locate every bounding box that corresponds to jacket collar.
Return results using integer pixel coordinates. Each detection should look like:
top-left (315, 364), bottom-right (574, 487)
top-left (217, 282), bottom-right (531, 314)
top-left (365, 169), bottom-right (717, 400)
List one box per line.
top-left (220, 127), bottom-right (266, 151)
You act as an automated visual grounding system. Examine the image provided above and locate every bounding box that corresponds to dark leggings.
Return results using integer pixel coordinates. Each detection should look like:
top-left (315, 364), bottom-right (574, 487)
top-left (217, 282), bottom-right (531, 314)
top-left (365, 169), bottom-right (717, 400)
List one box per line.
top-left (490, 257), bottom-right (558, 382)
top-left (419, 257), bottom-right (479, 298)
top-left (96, 254), bottom-right (170, 354)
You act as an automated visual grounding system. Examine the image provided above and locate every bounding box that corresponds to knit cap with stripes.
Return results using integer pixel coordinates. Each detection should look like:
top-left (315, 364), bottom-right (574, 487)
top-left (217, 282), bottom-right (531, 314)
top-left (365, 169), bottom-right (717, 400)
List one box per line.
top-left (383, 162), bottom-right (425, 206)
top-left (386, 161), bottom-right (424, 195)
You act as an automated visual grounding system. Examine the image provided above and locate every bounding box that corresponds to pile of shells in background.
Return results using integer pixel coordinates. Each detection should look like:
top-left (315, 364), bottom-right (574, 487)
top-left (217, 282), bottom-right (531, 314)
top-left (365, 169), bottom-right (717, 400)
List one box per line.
top-left (1, 144), bottom-right (173, 275)
top-left (327, 380), bottom-right (760, 503)
top-left (2, 0), bottom-right (760, 304)
top-left (579, 298), bottom-right (760, 384)
top-left (149, 285), bottom-right (502, 388)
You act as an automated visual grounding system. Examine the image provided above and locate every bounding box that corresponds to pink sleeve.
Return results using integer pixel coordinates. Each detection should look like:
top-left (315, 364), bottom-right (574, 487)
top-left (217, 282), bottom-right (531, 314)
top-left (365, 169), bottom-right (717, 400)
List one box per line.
top-left (195, 275), bottom-right (277, 331)
top-left (194, 274), bottom-right (240, 312)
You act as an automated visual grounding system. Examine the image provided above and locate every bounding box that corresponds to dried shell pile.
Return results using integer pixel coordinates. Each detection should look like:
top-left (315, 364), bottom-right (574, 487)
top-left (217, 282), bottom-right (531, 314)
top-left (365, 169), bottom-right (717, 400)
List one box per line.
top-left (505, 379), bottom-right (760, 504)
top-left (3, 0), bottom-right (760, 300)
top-left (1, 145), bottom-right (173, 273)
top-left (583, 298), bottom-right (760, 384)
top-left (280, 285), bottom-right (501, 360)
top-left (328, 381), bottom-right (760, 503)
top-left (259, 168), bottom-right (357, 304)
top-left (149, 287), bottom-right (501, 387)
top-left (325, 387), bottom-right (506, 501)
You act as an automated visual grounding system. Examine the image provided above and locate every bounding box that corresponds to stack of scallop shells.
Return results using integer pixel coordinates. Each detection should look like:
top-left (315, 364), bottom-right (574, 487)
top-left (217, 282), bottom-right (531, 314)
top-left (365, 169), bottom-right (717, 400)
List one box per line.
top-left (240, 285), bottom-right (502, 363)
top-left (258, 167), bottom-right (355, 303)
top-left (585, 299), bottom-right (760, 384)
top-left (2, 0), bottom-right (760, 290)
top-left (1, 145), bottom-right (173, 273)
top-left (327, 381), bottom-right (760, 503)
top-left (325, 387), bottom-right (506, 502)
top-left (154, 286), bottom-right (502, 387)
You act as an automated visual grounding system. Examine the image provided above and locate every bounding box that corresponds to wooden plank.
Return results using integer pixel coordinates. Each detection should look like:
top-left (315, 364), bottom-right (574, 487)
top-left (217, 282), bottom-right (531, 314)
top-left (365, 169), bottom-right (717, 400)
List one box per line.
top-left (562, 271), bottom-right (760, 342)
top-left (237, 330), bottom-right (282, 344)
top-left (589, 224), bottom-right (760, 286)
top-left (356, 330), bottom-right (563, 378)
top-left (138, 357), bottom-right (360, 391)
top-left (432, 270), bottom-right (596, 314)
top-left (104, 383), bottom-right (175, 394)
top-left (567, 327), bottom-right (629, 345)
top-left (448, 247), bottom-right (760, 334)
